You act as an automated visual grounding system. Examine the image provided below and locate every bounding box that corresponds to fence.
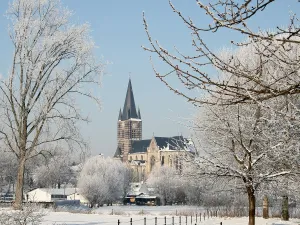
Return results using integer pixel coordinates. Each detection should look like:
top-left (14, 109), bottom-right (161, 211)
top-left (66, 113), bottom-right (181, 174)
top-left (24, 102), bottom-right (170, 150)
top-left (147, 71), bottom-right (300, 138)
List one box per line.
top-left (115, 211), bottom-right (223, 225)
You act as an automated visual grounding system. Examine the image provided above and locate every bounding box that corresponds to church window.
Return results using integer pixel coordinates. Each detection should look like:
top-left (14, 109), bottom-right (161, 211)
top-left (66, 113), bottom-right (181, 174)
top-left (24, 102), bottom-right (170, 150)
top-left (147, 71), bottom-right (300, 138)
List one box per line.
top-left (169, 156), bottom-right (172, 167)
top-left (150, 156), bottom-right (155, 172)
top-left (161, 156), bottom-right (165, 166)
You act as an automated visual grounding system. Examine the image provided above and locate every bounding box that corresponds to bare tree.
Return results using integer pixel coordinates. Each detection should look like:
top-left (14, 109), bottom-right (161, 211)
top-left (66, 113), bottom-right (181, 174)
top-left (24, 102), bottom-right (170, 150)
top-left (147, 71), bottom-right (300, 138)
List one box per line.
top-left (143, 1), bottom-right (300, 105)
top-left (1, 0), bottom-right (102, 209)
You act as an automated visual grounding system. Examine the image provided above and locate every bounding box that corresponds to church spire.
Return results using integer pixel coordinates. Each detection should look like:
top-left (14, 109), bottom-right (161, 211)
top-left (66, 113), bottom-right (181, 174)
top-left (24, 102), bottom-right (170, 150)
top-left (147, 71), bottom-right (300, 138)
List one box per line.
top-left (138, 107), bottom-right (141, 119)
top-left (118, 108), bottom-right (122, 121)
top-left (122, 79), bottom-right (139, 120)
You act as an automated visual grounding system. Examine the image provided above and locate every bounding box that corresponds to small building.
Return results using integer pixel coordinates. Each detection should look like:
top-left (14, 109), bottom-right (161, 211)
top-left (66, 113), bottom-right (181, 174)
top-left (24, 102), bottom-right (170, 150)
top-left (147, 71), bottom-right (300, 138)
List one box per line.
top-left (27, 188), bottom-right (77, 203)
top-left (67, 192), bottom-right (89, 204)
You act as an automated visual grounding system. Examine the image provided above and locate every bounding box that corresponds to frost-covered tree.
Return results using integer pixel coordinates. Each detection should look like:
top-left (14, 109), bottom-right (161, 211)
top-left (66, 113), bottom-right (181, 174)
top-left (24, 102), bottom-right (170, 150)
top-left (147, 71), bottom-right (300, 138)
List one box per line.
top-left (78, 156), bottom-right (130, 207)
top-left (147, 166), bottom-right (183, 205)
top-left (191, 98), bottom-right (300, 225)
top-left (0, 151), bottom-right (18, 193)
top-left (33, 152), bottom-right (73, 188)
top-left (1, 0), bottom-right (102, 209)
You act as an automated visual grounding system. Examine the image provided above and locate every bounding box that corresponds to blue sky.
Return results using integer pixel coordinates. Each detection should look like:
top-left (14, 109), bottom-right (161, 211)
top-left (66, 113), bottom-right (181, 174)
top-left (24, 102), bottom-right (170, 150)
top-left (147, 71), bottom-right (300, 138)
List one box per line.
top-left (0, 0), bottom-right (298, 156)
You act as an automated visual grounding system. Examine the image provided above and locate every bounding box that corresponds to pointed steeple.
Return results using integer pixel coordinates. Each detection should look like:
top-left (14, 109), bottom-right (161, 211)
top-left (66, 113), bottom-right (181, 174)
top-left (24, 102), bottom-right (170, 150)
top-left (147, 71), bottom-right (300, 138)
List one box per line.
top-left (118, 108), bottom-right (122, 121)
top-left (138, 107), bottom-right (141, 119)
top-left (122, 79), bottom-right (139, 120)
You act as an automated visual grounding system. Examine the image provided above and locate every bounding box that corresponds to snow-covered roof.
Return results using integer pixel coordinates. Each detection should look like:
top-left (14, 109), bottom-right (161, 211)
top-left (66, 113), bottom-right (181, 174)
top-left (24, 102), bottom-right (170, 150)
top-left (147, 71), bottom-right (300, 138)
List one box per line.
top-left (27, 188), bottom-right (77, 196)
top-left (127, 182), bottom-right (149, 196)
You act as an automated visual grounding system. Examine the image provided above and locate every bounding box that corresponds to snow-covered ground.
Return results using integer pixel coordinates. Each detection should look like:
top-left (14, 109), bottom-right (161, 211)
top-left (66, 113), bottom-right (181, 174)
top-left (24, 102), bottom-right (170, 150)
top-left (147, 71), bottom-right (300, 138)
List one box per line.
top-left (41, 206), bottom-right (300, 225)
top-left (42, 212), bottom-right (300, 225)
top-left (1, 206), bottom-right (300, 225)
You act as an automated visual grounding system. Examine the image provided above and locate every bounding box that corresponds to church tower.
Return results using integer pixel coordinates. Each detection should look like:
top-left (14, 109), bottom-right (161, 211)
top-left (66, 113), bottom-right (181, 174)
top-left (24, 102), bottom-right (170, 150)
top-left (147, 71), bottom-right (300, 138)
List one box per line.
top-left (115, 79), bottom-right (142, 162)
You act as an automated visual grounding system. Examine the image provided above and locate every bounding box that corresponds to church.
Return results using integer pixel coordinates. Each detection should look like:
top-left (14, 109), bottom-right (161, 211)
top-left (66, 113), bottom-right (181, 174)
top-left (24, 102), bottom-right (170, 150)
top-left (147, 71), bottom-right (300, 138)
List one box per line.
top-left (114, 79), bottom-right (194, 180)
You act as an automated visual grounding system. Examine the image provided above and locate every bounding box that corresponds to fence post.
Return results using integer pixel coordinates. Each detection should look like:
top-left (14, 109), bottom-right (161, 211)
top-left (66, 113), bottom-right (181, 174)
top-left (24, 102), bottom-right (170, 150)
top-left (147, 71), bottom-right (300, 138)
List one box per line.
top-left (144, 217), bottom-right (146, 225)
top-left (179, 216), bottom-right (181, 225)
top-left (204, 213), bottom-right (205, 221)
top-left (172, 216), bottom-right (174, 225)
top-left (130, 218), bottom-right (132, 225)
top-left (176, 210), bottom-right (178, 216)
top-left (155, 217), bottom-right (157, 225)
top-left (191, 216), bottom-right (192, 225)
top-left (200, 213), bottom-right (201, 222)
top-left (164, 216), bottom-right (167, 225)
top-left (185, 216), bottom-right (187, 225)
top-left (118, 219), bottom-right (120, 225)
top-left (196, 214), bottom-right (197, 223)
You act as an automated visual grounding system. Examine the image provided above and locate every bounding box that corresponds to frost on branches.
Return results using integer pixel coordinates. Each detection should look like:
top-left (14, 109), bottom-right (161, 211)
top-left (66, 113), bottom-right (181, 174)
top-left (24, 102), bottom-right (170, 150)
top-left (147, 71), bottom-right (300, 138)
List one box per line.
top-left (191, 96), bottom-right (300, 224)
top-left (78, 156), bottom-right (131, 207)
top-left (143, 1), bottom-right (300, 106)
top-left (1, 0), bottom-right (103, 209)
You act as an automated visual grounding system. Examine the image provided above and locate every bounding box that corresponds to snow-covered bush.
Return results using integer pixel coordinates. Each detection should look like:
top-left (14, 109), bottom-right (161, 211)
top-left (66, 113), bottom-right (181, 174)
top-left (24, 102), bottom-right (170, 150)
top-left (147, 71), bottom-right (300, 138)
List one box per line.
top-left (0, 207), bottom-right (45, 225)
top-left (77, 156), bottom-right (131, 207)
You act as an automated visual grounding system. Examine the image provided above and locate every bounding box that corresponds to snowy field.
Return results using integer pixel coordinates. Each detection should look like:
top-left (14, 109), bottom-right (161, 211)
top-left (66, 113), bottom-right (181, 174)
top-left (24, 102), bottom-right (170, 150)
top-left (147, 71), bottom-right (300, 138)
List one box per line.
top-left (44, 206), bottom-right (300, 225)
top-left (1, 206), bottom-right (300, 225)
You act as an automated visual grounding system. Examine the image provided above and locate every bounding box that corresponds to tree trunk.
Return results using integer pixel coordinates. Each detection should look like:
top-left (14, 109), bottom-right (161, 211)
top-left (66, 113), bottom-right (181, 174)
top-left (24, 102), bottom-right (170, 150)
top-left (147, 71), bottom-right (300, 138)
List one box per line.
top-left (282, 195), bottom-right (289, 221)
top-left (13, 156), bottom-right (26, 210)
top-left (247, 186), bottom-right (256, 225)
top-left (263, 196), bottom-right (269, 219)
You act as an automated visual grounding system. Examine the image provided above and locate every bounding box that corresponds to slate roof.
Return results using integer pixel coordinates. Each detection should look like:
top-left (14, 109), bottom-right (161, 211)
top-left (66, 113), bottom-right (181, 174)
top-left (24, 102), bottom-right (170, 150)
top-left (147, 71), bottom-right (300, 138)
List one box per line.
top-left (118, 108), bottom-right (122, 120)
top-left (128, 136), bottom-right (187, 154)
top-left (121, 79), bottom-right (139, 120)
top-left (154, 136), bottom-right (186, 150)
top-left (129, 139), bottom-right (151, 154)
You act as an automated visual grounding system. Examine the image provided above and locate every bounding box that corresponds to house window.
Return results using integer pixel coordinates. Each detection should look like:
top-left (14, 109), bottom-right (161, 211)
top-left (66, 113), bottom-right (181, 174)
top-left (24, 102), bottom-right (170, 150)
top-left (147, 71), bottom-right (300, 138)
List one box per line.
top-left (51, 194), bottom-right (67, 200)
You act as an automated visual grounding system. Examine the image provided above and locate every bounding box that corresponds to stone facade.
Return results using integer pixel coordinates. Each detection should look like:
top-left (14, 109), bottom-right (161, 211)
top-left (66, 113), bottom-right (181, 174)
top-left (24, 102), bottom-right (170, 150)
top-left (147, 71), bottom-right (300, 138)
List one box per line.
top-left (114, 79), bottom-right (194, 180)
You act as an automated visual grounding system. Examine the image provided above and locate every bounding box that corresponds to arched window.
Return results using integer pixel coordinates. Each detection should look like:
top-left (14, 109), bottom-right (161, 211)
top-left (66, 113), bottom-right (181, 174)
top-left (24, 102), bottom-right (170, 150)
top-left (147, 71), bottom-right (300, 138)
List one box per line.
top-left (169, 156), bottom-right (172, 167)
top-left (150, 156), bottom-right (155, 172)
top-left (175, 156), bottom-right (179, 170)
top-left (141, 155), bottom-right (143, 160)
top-left (135, 156), bottom-right (138, 160)
top-left (161, 156), bottom-right (165, 166)
top-left (130, 156), bottom-right (132, 161)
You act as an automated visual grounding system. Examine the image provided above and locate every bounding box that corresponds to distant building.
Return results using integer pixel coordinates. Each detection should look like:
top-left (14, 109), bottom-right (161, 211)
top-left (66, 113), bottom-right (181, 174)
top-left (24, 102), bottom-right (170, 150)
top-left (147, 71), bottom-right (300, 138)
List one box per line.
top-left (114, 79), bottom-right (195, 180)
top-left (67, 192), bottom-right (89, 204)
top-left (27, 188), bottom-right (78, 203)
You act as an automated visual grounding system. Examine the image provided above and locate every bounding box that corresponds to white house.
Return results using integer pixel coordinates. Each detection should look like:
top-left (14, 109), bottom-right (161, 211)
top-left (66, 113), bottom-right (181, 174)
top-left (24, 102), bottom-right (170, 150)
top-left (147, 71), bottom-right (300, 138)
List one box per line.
top-left (27, 188), bottom-right (77, 202)
top-left (67, 192), bottom-right (89, 204)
